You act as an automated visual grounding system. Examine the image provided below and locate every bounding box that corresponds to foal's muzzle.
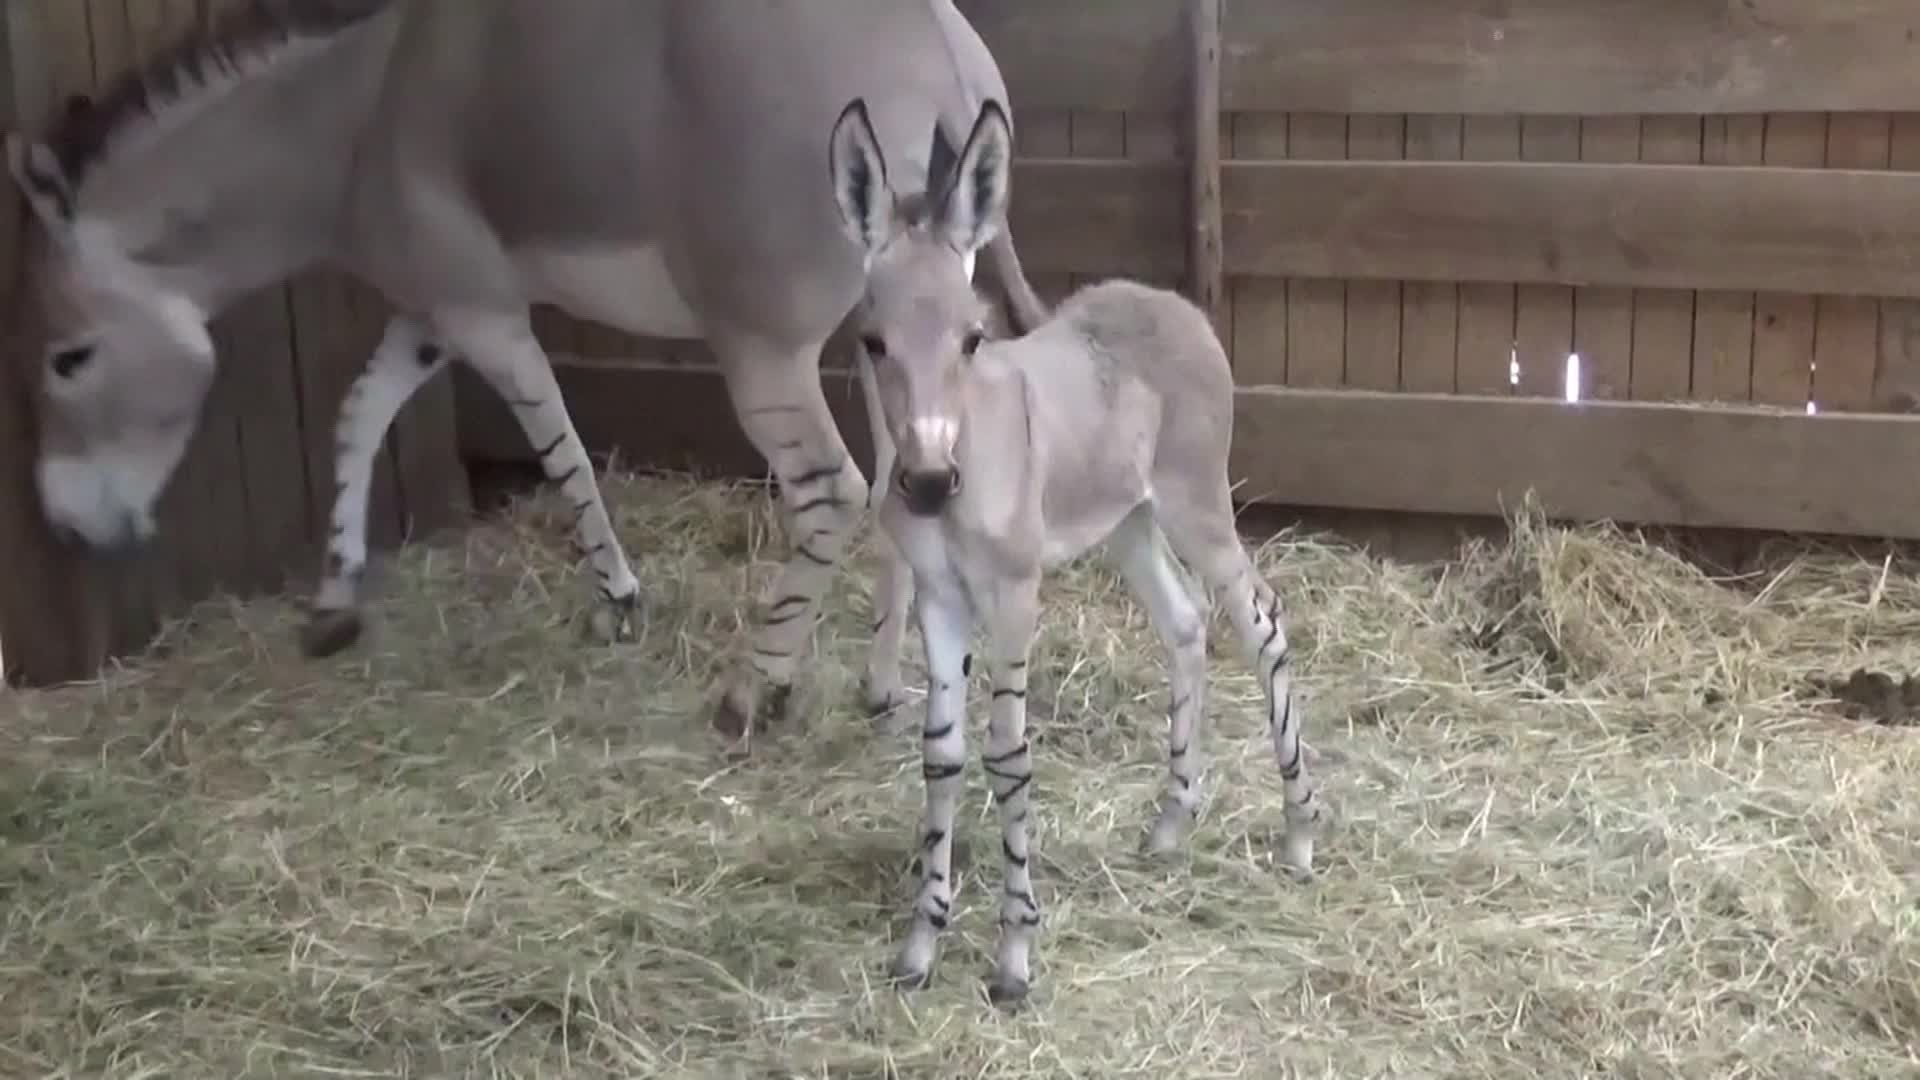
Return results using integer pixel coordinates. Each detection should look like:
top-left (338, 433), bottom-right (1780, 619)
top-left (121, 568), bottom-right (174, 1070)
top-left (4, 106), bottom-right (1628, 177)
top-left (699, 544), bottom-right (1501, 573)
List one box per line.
top-left (898, 467), bottom-right (961, 516)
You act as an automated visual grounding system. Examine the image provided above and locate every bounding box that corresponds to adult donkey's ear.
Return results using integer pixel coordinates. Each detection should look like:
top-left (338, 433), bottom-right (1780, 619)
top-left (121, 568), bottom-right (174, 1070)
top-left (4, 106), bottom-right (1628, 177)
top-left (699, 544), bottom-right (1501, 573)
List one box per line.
top-left (829, 98), bottom-right (897, 259)
top-left (5, 134), bottom-right (76, 230)
top-left (934, 99), bottom-right (1012, 256)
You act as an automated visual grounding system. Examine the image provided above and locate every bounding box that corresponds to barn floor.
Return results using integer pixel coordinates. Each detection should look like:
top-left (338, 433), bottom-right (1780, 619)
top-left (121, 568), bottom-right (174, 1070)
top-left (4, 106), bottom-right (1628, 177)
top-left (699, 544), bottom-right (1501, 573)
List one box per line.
top-left (1, 471), bottom-right (1917, 1078)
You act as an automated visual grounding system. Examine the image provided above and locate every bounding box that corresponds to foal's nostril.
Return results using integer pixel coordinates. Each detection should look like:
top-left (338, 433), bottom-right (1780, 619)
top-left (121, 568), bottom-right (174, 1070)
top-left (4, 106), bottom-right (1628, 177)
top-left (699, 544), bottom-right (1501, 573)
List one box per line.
top-left (900, 468), bottom-right (959, 515)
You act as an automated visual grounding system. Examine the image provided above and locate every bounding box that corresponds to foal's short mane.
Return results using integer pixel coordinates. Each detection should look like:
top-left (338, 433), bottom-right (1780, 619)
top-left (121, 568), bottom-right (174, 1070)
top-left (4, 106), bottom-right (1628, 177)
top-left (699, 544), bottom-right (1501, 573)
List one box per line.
top-left (39, 0), bottom-right (388, 186)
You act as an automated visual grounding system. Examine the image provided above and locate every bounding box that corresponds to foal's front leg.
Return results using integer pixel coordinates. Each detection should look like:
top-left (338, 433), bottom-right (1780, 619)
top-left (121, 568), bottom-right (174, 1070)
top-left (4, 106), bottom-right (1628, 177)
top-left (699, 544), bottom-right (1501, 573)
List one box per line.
top-left (980, 572), bottom-right (1043, 1006)
top-left (890, 586), bottom-right (972, 991)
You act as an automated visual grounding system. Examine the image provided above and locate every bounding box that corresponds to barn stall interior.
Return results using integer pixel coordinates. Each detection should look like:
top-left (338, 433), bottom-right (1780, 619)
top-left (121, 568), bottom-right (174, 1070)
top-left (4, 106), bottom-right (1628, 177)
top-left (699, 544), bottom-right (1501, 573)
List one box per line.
top-left (2, 2), bottom-right (1918, 1076)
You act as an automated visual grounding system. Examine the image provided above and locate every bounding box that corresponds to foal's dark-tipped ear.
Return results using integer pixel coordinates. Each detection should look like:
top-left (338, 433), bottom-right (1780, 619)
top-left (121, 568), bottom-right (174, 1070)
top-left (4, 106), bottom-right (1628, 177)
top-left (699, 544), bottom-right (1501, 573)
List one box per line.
top-left (828, 97), bottom-right (896, 258)
top-left (935, 99), bottom-right (1013, 256)
top-left (5, 133), bottom-right (76, 228)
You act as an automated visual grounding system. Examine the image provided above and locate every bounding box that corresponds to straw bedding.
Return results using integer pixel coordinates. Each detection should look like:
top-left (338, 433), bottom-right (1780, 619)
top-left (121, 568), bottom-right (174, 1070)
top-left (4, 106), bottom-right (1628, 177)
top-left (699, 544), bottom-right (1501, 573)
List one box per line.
top-left (1, 470), bottom-right (1916, 1078)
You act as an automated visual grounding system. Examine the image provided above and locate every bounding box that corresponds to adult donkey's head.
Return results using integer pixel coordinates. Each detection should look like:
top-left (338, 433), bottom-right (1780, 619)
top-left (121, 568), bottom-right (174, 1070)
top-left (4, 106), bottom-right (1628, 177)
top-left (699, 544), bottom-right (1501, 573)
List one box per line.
top-left (828, 96), bottom-right (1013, 517)
top-left (7, 114), bottom-right (219, 553)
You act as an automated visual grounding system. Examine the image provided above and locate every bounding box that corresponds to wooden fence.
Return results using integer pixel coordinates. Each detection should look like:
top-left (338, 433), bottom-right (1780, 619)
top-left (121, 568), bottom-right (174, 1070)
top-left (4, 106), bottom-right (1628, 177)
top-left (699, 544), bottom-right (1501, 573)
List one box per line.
top-left (461, 0), bottom-right (1920, 560)
top-left (0, 0), bottom-right (467, 687)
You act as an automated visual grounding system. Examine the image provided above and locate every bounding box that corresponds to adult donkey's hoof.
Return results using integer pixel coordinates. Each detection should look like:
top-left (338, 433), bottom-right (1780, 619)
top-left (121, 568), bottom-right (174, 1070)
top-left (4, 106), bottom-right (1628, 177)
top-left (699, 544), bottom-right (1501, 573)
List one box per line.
top-left (711, 673), bottom-right (814, 752)
top-left (985, 973), bottom-right (1032, 1009)
top-left (301, 608), bottom-right (364, 658)
top-left (584, 591), bottom-right (642, 645)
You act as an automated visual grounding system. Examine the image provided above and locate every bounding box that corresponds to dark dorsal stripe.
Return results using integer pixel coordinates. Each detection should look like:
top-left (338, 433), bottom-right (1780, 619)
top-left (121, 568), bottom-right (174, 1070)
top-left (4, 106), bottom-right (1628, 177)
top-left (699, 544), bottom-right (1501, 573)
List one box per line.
top-left (41, 0), bottom-right (390, 186)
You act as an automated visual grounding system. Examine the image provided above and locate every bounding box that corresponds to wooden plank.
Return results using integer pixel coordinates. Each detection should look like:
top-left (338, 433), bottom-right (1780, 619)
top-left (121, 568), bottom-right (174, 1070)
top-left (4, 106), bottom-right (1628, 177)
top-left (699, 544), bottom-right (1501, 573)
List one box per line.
top-left (1453, 117), bottom-right (1518, 395)
top-left (1813, 113), bottom-right (1892, 412)
top-left (1397, 115), bottom-right (1461, 394)
top-left (1282, 115), bottom-right (1345, 389)
top-left (1225, 113), bottom-right (1286, 387)
top-left (1341, 116), bottom-right (1402, 391)
top-left (1749, 115), bottom-right (1826, 408)
top-left (486, 361), bottom-right (1920, 543)
top-left (1513, 116), bottom-right (1578, 398)
top-left (1572, 116), bottom-right (1638, 401)
top-left (1693, 116), bottom-right (1766, 404)
top-left (0, 0), bottom-right (108, 685)
top-left (1629, 117), bottom-right (1703, 402)
top-left (1220, 0), bottom-right (1920, 116)
top-left (1877, 116), bottom-right (1920, 412)
top-left (1185, 0), bottom-right (1224, 336)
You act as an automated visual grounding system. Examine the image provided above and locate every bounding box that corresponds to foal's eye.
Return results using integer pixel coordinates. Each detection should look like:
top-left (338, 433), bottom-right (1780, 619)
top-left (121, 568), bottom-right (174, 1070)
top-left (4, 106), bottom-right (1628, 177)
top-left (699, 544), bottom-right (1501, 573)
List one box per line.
top-left (860, 334), bottom-right (887, 360)
top-left (960, 329), bottom-right (985, 357)
top-left (49, 345), bottom-right (94, 379)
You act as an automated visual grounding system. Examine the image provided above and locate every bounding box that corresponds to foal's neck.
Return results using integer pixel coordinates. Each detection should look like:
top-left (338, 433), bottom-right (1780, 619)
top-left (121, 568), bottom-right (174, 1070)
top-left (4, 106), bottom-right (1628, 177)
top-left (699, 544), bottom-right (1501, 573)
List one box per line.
top-left (75, 15), bottom-right (398, 313)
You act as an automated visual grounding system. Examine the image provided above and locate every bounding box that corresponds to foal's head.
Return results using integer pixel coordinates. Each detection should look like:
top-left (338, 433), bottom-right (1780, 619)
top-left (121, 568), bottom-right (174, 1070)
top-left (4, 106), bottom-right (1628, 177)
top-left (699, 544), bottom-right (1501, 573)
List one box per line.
top-left (828, 98), bottom-right (1012, 518)
top-left (6, 133), bottom-right (216, 552)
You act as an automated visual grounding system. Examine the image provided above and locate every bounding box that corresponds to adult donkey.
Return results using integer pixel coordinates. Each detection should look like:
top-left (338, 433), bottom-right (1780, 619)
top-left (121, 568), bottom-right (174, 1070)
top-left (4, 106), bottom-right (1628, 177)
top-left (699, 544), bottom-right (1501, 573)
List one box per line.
top-left (5, 0), bottom-right (1046, 737)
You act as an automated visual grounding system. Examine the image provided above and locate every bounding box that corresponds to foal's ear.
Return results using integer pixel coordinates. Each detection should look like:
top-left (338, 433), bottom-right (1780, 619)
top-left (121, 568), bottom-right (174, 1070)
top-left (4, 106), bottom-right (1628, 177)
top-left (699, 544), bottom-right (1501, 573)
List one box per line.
top-left (828, 98), bottom-right (896, 258)
top-left (934, 100), bottom-right (1013, 256)
top-left (5, 134), bottom-right (76, 230)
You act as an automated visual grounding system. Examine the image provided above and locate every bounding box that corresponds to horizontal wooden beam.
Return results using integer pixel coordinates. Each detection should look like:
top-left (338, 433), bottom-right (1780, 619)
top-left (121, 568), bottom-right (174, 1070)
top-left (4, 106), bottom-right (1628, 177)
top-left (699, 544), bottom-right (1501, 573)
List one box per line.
top-left (1010, 158), bottom-right (1920, 298)
top-left (1232, 388), bottom-right (1920, 540)
top-left (962, 0), bottom-right (1920, 115)
top-left (459, 361), bottom-right (1920, 541)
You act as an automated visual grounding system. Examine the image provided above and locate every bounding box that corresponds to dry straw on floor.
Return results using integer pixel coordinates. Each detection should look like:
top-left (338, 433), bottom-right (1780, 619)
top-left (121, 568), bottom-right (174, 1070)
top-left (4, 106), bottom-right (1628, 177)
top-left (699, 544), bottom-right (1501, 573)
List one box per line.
top-left (1, 471), bottom-right (1916, 1078)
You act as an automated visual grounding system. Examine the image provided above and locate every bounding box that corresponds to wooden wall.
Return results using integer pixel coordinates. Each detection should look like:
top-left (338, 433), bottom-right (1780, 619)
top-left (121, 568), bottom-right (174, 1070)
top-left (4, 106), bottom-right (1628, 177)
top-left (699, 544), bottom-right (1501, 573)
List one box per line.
top-left (462, 0), bottom-right (1920, 562)
top-left (0, 0), bottom-right (467, 687)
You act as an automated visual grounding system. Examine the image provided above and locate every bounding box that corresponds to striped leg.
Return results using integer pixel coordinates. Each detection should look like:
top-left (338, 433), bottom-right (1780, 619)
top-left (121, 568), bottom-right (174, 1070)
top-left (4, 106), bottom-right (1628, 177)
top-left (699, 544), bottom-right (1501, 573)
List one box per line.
top-left (981, 572), bottom-right (1042, 1006)
top-left (890, 583), bottom-right (972, 991)
top-left (436, 308), bottom-right (642, 641)
top-left (858, 336), bottom-right (916, 724)
top-left (1220, 559), bottom-right (1318, 879)
top-left (301, 315), bottom-right (449, 657)
top-left (711, 333), bottom-right (869, 744)
top-left (1108, 510), bottom-right (1211, 854)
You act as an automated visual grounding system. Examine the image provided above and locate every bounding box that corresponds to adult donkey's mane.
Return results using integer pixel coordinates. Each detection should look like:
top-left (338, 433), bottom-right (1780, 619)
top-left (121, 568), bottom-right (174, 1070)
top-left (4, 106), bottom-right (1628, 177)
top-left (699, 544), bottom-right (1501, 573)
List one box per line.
top-left (39, 0), bottom-right (387, 186)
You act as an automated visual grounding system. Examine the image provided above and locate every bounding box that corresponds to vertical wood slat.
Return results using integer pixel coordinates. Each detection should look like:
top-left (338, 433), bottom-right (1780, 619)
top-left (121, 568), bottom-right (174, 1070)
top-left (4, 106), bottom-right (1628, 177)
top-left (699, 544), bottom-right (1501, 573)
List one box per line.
top-left (1877, 116), bottom-right (1920, 413)
top-left (1750, 114), bottom-right (1826, 409)
top-left (1573, 116), bottom-right (1637, 401)
top-left (0, 1), bottom-right (109, 684)
top-left (1456, 118), bottom-right (1519, 395)
top-left (1693, 116), bottom-right (1765, 403)
top-left (1514, 116), bottom-right (1577, 398)
top-left (1343, 115), bottom-right (1403, 392)
top-left (1286, 114), bottom-right (1345, 389)
top-left (1227, 113), bottom-right (1287, 387)
top-left (1630, 117), bottom-right (1703, 402)
top-left (1813, 113), bottom-right (1890, 413)
top-left (1398, 115), bottom-right (1461, 394)
top-left (1184, 0), bottom-right (1224, 336)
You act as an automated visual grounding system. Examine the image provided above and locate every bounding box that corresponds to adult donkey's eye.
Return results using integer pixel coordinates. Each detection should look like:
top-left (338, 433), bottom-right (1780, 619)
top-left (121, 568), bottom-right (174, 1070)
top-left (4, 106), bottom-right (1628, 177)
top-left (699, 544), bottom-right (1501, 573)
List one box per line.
top-left (860, 334), bottom-right (888, 360)
top-left (49, 345), bottom-right (95, 379)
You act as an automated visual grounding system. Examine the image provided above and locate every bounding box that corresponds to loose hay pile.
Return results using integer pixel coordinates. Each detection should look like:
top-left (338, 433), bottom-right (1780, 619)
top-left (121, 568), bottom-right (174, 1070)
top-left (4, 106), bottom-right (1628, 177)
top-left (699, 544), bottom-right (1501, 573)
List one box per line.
top-left (1, 472), bottom-right (1917, 1077)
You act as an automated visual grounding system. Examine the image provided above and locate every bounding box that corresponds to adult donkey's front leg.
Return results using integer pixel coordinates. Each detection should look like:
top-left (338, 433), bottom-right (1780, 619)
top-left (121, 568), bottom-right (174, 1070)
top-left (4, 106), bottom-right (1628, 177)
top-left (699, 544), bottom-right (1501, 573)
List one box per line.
top-left (303, 314), bottom-right (450, 657)
top-left (436, 307), bottom-right (644, 641)
top-left (711, 332), bottom-right (869, 744)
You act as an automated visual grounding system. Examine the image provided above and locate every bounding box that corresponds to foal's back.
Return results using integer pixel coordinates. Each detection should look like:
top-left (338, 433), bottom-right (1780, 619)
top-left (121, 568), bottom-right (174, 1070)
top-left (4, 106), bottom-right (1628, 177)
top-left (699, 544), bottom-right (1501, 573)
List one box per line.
top-left (1013, 279), bottom-right (1238, 513)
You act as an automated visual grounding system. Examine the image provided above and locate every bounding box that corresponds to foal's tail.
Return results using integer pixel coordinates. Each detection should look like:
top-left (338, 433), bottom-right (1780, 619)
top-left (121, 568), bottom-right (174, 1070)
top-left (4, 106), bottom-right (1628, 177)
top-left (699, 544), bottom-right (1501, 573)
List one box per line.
top-left (987, 230), bottom-right (1050, 336)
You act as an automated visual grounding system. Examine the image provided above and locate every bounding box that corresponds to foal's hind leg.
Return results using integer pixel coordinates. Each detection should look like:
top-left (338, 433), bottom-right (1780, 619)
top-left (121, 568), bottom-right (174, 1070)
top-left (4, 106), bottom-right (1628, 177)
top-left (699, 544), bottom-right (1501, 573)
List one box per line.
top-left (436, 308), bottom-right (643, 642)
top-left (304, 315), bottom-right (449, 657)
top-left (1159, 490), bottom-right (1321, 879)
top-left (1107, 507), bottom-right (1212, 854)
top-left (710, 332), bottom-right (870, 743)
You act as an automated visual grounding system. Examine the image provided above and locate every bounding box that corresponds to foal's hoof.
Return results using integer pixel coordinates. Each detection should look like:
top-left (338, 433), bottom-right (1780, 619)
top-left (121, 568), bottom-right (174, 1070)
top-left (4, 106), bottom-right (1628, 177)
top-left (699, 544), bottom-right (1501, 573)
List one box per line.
top-left (711, 674), bottom-right (813, 749)
top-left (863, 688), bottom-right (915, 735)
top-left (301, 608), bottom-right (364, 658)
top-left (888, 957), bottom-right (932, 992)
top-left (985, 974), bottom-right (1031, 1008)
top-left (1143, 806), bottom-right (1195, 856)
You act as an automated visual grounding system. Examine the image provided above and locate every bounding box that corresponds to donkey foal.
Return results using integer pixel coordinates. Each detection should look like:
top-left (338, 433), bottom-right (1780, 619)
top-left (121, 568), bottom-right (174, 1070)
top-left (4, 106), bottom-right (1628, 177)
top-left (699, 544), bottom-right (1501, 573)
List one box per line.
top-left (859, 276), bottom-right (1323, 1004)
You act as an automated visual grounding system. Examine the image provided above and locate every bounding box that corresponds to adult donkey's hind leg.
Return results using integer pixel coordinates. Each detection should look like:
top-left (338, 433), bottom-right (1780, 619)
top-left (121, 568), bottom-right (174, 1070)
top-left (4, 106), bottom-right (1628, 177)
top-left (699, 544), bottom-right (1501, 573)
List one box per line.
top-left (304, 315), bottom-right (451, 657)
top-left (435, 308), bottom-right (644, 641)
top-left (711, 331), bottom-right (870, 743)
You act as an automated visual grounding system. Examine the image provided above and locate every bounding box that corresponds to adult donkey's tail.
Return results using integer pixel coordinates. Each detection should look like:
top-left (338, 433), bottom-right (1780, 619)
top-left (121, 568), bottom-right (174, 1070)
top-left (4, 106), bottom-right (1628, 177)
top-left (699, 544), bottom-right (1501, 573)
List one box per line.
top-left (986, 228), bottom-right (1050, 335)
